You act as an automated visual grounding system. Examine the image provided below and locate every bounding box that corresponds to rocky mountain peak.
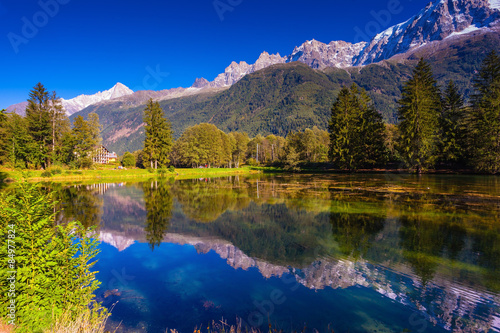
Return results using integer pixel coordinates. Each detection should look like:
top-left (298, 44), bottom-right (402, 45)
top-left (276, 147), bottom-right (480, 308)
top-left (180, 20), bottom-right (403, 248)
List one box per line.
top-left (61, 82), bottom-right (134, 116)
top-left (288, 39), bottom-right (367, 69)
top-left (192, 77), bottom-right (210, 88)
top-left (354, 0), bottom-right (500, 65)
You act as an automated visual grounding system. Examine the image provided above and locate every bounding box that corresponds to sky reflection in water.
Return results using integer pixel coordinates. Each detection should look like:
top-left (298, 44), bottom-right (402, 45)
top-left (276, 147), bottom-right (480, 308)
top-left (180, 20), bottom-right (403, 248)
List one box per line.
top-left (54, 174), bottom-right (500, 333)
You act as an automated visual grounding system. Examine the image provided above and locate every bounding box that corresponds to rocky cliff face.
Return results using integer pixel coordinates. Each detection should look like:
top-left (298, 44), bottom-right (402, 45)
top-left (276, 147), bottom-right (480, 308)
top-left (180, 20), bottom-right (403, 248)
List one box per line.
top-left (193, 0), bottom-right (500, 89)
top-left (287, 39), bottom-right (367, 69)
top-left (192, 51), bottom-right (286, 88)
top-left (354, 0), bottom-right (500, 65)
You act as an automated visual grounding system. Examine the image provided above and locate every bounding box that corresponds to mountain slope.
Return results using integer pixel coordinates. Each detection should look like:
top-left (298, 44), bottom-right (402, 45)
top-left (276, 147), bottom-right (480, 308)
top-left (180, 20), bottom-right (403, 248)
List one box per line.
top-left (61, 82), bottom-right (133, 115)
top-left (71, 26), bottom-right (500, 156)
top-left (355, 0), bottom-right (500, 65)
top-left (6, 82), bottom-right (134, 116)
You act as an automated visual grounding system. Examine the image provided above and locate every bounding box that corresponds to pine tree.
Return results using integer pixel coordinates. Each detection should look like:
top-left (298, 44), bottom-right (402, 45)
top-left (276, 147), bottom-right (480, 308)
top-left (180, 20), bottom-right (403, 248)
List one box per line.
top-left (25, 83), bottom-right (52, 168)
top-left (0, 110), bottom-right (8, 165)
top-left (49, 92), bottom-right (71, 165)
top-left (5, 113), bottom-right (37, 169)
top-left (329, 84), bottom-right (387, 170)
top-left (467, 51), bottom-right (500, 173)
top-left (439, 80), bottom-right (466, 165)
top-left (71, 116), bottom-right (96, 168)
top-left (397, 59), bottom-right (441, 173)
top-left (329, 86), bottom-right (357, 169)
top-left (143, 99), bottom-right (173, 169)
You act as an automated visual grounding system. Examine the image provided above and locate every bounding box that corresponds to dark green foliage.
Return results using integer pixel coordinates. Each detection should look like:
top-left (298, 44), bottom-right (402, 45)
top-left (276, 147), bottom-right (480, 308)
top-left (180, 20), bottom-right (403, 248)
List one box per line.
top-left (286, 127), bottom-right (329, 163)
top-left (3, 113), bottom-right (37, 169)
top-left (284, 145), bottom-right (301, 172)
top-left (143, 99), bottom-right (173, 169)
top-left (397, 59), bottom-right (441, 173)
top-left (71, 62), bottom-right (414, 155)
top-left (329, 84), bottom-right (387, 170)
top-left (71, 115), bottom-right (98, 168)
top-left (143, 181), bottom-right (173, 250)
top-left (49, 92), bottom-right (71, 166)
top-left (467, 51), bottom-right (500, 173)
top-left (121, 151), bottom-right (136, 168)
top-left (0, 183), bottom-right (104, 332)
top-left (171, 123), bottom-right (231, 168)
top-left (25, 83), bottom-right (52, 168)
top-left (0, 109), bottom-right (8, 164)
top-left (330, 212), bottom-right (385, 259)
top-left (438, 80), bottom-right (466, 165)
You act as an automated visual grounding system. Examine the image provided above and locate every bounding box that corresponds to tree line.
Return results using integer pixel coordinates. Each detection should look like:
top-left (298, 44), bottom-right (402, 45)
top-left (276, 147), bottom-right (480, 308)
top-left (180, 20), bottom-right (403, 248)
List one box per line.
top-left (140, 51), bottom-right (500, 174)
top-left (0, 83), bottom-right (103, 170)
top-left (2, 51), bottom-right (499, 174)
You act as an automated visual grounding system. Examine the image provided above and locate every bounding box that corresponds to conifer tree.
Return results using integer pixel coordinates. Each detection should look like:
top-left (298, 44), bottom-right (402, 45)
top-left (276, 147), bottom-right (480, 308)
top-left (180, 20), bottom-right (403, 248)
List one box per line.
top-left (397, 59), bottom-right (441, 173)
top-left (329, 84), bottom-right (387, 170)
top-left (25, 83), bottom-right (52, 168)
top-left (0, 110), bottom-right (8, 165)
top-left (143, 99), bottom-right (173, 169)
top-left (71, 116), bottom-right (96, 168)
top-left (439, 80), bottom-right (466, 165)
top-left (467, 51), bottom-right (500, 173)
top-left (49, 92), bottom-right (71, 164)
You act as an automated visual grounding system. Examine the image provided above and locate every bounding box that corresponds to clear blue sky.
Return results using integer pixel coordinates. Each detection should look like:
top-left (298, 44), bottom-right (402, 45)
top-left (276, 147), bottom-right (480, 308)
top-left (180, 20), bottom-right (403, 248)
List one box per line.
top-left (0, 0), bottom-right (430, 107)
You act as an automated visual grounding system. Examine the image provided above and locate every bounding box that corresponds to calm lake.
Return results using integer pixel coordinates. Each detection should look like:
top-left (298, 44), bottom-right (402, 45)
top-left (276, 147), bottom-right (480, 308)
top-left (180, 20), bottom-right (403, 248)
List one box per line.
top-left (54, 173), bottom-right (500, 333)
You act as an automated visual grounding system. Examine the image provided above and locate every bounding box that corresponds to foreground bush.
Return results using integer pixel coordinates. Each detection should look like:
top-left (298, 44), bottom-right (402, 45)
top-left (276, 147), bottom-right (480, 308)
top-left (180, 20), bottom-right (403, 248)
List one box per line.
top-left (0, 183), bottom-right (108, 332)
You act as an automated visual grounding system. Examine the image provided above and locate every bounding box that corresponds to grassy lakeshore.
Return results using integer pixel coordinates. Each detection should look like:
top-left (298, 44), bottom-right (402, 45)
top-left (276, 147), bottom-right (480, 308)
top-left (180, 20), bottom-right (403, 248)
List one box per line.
top-left (0, 165), bottom-right (262, 183)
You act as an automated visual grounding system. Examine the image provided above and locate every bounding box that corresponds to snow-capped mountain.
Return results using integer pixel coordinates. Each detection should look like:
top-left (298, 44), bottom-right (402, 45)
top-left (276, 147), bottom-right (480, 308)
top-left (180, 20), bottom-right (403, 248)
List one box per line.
top-left (7, 0), bottom-right (500, 115)
top-left (193, 0), bottom-right (500, 89)
top-left (192, 51), bottom-right (286, 88)
top-left (286, 39), bottom-right (367, 69)
top-left (61, 82), bottom-right (133, 115)
top-left (354, 0), bottom-right (500, 65)
top-left (6, 82), bottom-right (134, 116)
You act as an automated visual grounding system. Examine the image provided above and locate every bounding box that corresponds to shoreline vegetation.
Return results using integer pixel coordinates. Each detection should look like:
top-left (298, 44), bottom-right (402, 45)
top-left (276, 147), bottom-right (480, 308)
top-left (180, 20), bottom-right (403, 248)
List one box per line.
top-left (0, 165), bottom-right (263, 184)
top-left (2, 164), bottom-right (495, 187)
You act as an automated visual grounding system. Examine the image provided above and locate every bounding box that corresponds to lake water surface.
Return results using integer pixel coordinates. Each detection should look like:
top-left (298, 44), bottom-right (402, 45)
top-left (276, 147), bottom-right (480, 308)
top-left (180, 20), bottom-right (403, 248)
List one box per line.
top-left (55, 173), bottom-right (500, 333)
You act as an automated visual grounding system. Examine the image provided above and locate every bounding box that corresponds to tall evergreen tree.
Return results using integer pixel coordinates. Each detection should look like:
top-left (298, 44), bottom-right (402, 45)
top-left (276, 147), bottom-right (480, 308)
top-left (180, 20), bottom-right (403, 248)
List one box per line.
top-left (25, 83), bottom-right (52, 168)
top-left (467, 51), bottom-right (500, 173)
top-left (87, 112), bottom-right (102, 148)
top-left (5, 113), bottom-right (36, 168)
top-left (0, 110), bottom-right (8, 165)
top-left (143, 99), bottom-right (173, 169)
top-left (49, 92), bottom-right (71, 164)
top-left (71, 116), bottom-right (96, 168)
top-left (329, 84), bottom-right (387, 170)
top-left (397, 59), bottom-right (441, 173)
top-left (439, 80), bottom-right (466, 165)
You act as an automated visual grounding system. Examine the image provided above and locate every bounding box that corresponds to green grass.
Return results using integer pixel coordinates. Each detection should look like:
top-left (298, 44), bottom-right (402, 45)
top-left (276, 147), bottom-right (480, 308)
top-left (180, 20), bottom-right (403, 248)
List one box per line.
top-left (1, 165), bottom-right (262, 183)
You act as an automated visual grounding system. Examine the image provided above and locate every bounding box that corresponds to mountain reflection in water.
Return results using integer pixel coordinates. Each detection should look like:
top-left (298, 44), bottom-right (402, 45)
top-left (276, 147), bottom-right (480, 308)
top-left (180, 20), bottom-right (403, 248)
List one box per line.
top-left (53, 174), bottom-right (500, 333)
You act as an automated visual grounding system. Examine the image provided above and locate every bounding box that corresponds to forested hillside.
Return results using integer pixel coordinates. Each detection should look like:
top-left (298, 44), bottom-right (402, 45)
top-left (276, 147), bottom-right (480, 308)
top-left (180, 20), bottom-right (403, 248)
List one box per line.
top-left (71, 32), bottom-right (500, 155)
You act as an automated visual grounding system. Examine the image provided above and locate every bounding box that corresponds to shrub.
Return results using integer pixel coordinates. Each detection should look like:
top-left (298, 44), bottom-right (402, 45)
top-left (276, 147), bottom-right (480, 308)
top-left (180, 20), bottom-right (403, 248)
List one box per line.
top-left (168, 165), bottom-right (175, 173)
top-left (121, 152), bottom-right (136, 168)
top-left (0, 183), bottom-right (107, 332)
top-left (41, 170), bottom-right (52, 178)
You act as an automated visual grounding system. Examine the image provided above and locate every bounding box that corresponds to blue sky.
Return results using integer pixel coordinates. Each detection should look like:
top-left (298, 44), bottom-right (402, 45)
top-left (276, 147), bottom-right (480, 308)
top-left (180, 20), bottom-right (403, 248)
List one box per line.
top-left (0, 0), bottom-right (430, 107)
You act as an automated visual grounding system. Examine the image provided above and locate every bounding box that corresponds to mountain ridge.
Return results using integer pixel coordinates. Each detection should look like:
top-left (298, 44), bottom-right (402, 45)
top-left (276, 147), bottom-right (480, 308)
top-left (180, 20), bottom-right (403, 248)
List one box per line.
top-left (5, 82), bottom-right (134, 116)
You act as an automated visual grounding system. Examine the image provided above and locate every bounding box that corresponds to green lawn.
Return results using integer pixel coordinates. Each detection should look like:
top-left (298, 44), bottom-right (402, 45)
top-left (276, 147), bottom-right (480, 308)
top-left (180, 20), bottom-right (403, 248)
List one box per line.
top-left (0, 165), bottom-right (262, 183)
